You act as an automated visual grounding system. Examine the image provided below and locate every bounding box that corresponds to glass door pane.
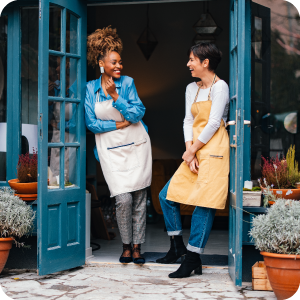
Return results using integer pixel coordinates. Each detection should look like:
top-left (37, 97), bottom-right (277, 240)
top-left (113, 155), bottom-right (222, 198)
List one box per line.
top-left (0, 16), bottom-right (7, 182)
top-left (21, 7), bottom-right (39, 158)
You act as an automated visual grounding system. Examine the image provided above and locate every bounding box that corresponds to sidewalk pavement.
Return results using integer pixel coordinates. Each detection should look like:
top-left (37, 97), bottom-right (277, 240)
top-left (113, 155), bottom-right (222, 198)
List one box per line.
top-left (0, 262), bottom-right (276, 300)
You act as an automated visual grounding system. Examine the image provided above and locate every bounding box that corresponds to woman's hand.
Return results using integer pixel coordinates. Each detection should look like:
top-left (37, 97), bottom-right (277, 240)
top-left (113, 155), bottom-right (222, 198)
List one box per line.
top-left (189, 156), bottom-right (199, 174)
top-left (116, 120), bottom-right (131, 130)
top-left (105, 77), bottom-right (118, 101)
top-left (182, 147), bottom-right (196, 166)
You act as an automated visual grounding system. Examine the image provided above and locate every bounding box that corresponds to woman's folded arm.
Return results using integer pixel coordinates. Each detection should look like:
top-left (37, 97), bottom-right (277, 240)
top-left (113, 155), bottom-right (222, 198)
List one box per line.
top-left (84, 86), bottom-right (117, 134)
top-left (112, 79), bottom-right (145, 124)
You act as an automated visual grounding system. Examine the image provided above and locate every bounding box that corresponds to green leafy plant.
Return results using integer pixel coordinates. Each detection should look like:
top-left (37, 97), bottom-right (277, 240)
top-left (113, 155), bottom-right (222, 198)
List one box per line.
top-left (17, 149), bottom-right (38, 183)
top-left (260, 145), bottom-right (300, 189)
top-left (249, 199), bottom-right (300, 255)
top-left (0, 188), bottom-right (35, 247)
top-left (243, 187), bottom-right (261, 192)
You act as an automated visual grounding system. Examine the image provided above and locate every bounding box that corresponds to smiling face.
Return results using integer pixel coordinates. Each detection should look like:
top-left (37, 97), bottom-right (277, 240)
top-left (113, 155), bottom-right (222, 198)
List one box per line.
top-left (187, 52), bottom-right (209, 78)
top-left (99, 51), bottom-right (123, 79)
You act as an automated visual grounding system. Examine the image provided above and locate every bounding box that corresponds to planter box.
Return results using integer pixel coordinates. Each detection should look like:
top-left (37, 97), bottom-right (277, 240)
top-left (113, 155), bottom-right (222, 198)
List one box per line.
top-left (252, 261), bottom-right (273, 291)
top-left (243, 191), bottom-right (261, 206)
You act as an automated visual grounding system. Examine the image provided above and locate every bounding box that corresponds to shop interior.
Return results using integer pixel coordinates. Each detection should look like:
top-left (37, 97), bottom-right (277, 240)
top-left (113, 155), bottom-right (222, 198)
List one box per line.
top-left (85, 0), bottom-right (231, 266)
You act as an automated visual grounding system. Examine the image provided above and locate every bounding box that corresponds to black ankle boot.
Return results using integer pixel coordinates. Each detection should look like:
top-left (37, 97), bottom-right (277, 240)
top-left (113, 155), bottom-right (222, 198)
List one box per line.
top-left (168, 250), bottom-right (202, 278)
top-left (156, 236), bottom-right (187, 264)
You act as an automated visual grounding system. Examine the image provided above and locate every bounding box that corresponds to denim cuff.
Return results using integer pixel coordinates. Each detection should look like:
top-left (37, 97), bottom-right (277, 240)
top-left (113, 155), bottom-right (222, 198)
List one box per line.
top-left (167, 230), bottom-right (182, 236)
top-left (187, 243), bottom-right (205, 254)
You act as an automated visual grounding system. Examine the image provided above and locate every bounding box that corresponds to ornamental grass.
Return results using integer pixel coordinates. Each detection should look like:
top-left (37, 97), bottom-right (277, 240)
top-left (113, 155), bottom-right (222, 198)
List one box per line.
top-left (0, 188), bottom-right (35, 247)
top-left (249, 199), bottom-right (300, 255)
top-left (260, 145), bottom-right (300, 189)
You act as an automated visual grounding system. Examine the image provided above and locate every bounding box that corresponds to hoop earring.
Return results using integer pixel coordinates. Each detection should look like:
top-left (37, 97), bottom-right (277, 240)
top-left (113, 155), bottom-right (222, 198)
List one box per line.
top-left (100, 66), bottom-right (104, 73)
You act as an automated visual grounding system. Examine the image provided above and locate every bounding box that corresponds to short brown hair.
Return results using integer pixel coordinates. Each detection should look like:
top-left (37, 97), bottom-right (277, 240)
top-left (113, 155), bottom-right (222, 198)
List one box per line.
top-left (87, 26), bottom-right (123, 67)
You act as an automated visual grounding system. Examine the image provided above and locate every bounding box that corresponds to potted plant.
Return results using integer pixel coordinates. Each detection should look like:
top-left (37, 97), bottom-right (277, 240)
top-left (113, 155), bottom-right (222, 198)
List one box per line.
top-left (8, 149), bottom-right (38, 201)
top-left (249, 199), bottom-right (300, 300)
top-left (243, 186), bottom-right (262, 206)
top-left (259, 145), bottom-right (300, 201)
top-left (0, 188), bottom-right (35, 273)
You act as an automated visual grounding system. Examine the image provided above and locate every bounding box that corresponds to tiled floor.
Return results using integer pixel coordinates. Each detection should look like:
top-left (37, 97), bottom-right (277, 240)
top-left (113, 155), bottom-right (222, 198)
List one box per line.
top-left (89, 221), bottom-right (228, 263)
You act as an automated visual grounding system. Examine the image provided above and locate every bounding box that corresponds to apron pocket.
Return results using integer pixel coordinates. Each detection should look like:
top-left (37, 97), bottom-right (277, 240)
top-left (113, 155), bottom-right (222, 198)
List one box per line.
top-left (198, 157), bottom-right (210, 184)
top-left (107, 143), bottom-right (140, 172)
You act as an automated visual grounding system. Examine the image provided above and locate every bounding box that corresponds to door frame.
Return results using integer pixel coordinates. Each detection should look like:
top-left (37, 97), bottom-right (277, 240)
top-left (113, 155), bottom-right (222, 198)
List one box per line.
top-left (228, 0), bottom-right (251, 287)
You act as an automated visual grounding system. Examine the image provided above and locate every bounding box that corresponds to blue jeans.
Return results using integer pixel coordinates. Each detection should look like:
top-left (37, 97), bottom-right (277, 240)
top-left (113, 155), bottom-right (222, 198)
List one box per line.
top-left (159, 179), bottom-right (216, 254)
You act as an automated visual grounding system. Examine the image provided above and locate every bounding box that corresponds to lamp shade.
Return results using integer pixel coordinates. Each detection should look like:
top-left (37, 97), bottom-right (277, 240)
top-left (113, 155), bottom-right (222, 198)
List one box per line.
top-left (193, 34), bottom-right (216, 45)
top-left (193, 13), bottom-right (222, 36)
top-left (137, 27), bottom-right (158, 61)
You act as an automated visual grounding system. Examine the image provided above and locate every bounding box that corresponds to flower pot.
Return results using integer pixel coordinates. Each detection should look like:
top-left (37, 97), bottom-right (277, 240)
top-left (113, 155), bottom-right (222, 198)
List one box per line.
top-left (8, 179), bottom-right (37, 194)
top-left (261, 251), bottom-right (300, 300)
top-left (268, 200), bottom-right (275, 206)
top-left (243, 191), bottom-right (262, 206)
top-left (15, 194), bottom-right (37, 201)
top-left (0, 237), bottom-right (14, 273)
top-left (262, 187), bottom-right (300, 200)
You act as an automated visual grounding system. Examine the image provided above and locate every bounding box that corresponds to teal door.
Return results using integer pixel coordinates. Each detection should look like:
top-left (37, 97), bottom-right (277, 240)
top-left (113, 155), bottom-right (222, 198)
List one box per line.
top-left (38, 0), bottom-right (87, 275)
top-left (228, 0), bottom-right (251, 286)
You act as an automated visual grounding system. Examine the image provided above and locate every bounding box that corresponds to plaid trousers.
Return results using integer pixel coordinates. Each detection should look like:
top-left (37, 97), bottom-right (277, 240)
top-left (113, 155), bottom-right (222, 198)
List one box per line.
top-left (115, 188), bottom-right (147, 244)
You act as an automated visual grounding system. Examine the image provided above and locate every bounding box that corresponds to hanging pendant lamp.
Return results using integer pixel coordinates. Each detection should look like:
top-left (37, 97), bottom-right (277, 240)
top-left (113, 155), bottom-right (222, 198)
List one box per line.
top-left (137, 4), bottom-right (158, 60)
top-left (192, 3), bottom-right (222, 45)
top-left (193, 13), bottom-right (222, 36)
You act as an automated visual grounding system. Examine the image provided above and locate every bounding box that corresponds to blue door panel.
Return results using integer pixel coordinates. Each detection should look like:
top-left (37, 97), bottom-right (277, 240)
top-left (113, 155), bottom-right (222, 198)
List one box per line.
top-left (38, 0), bottom-right (86, 276)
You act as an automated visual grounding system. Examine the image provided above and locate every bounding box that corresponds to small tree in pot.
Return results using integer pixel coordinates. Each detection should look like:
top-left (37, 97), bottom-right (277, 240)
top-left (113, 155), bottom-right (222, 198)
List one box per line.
top-left (0, 188), bottom-right (35, 273)
top-left (249, 199), bottom-right (300, 300)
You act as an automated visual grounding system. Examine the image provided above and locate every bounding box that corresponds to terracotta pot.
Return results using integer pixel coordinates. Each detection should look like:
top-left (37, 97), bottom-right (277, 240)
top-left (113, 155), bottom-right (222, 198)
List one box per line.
top-left (262, 187), bottom-right (300, 200)
top-left (8, 179), bottom-right (37, 194)
top-left (261, 251), bottom-right (300, 300)
top-left (15, 194), bottom-right (37, 201)
top-left (268, 200), bottom-right (275, 206)
top-left (0, 237), bottom-right (14, 273)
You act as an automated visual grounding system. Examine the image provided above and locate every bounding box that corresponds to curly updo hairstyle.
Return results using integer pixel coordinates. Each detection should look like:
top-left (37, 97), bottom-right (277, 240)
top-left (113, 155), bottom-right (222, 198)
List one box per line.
top-left (87, 26), bottom-right (123, 68)
top-left (190, 43), bottom-right (222, 72)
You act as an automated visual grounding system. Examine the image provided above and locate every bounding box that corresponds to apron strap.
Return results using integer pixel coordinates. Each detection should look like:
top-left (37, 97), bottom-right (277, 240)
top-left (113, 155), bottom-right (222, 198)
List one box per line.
top-left (193, 74), bottom-right (217, 103)
top-left (96, 91), bottom-right (100, 102)
top-left (208, 74), bottom-right (217, 101)
top-left (193, 85), bottom-right (202, 104)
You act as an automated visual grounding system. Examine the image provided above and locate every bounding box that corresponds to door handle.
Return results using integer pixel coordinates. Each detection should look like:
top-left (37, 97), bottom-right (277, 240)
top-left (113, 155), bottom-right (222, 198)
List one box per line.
top-left (226, 120), bottom-right (251, 127)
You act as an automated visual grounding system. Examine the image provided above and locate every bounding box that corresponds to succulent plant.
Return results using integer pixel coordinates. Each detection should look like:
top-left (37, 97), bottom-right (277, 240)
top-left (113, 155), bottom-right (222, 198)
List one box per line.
top-left (249, 199), bottom-right (300, 255)
top-left (0, 188), bottom-right (35, 247)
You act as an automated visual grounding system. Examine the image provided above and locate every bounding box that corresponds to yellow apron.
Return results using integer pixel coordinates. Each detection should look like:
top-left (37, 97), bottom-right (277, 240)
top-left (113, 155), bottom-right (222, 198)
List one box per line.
top-left (167, 79), bottom-right (229, 209)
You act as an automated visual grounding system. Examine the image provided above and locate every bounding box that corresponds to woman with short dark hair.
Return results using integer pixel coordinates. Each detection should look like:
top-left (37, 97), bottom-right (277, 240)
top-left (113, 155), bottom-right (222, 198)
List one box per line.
top-left (156, 43), bottom-right (229, 278)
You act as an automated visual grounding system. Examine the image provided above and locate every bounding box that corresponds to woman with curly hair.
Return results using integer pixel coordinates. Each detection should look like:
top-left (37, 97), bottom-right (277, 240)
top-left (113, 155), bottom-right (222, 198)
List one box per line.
top-left (85, 26), bottom-right (152, 264)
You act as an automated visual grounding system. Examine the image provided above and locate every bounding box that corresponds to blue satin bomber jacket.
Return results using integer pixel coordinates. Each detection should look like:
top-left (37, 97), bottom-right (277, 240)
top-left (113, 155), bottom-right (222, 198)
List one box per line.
top-left (84, 75), bottom-right (148, 162)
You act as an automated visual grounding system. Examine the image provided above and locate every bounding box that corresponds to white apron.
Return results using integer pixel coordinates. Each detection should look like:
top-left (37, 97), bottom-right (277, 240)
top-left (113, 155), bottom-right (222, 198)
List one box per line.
top-left (94, 92), bottom-right (152, 197)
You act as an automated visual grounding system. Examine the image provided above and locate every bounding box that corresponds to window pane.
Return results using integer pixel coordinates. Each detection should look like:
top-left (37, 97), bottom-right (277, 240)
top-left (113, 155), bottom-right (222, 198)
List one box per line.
top-left (48, 101), bottom-right (61, 143)
top-left (48, 147), bottom-right (61, 188)
top-left (64, 147), bottom-right (77, 187)
top-left (66, 11), bottom-right (78, 54)
top-left (49, 6), bottom-right (61, 52)
top-left (21, 7), bottom-right (38, 158)
top-left (252, 0), bottom-right (300, 181)
top-left (0, 16), bottom-right (7, 181)
top-left (49, 55), bottom-right (61, 97)
top-left (66, 58), bottom-right (77, 98)
top-left (65, 103), bottom-right (78, 143)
